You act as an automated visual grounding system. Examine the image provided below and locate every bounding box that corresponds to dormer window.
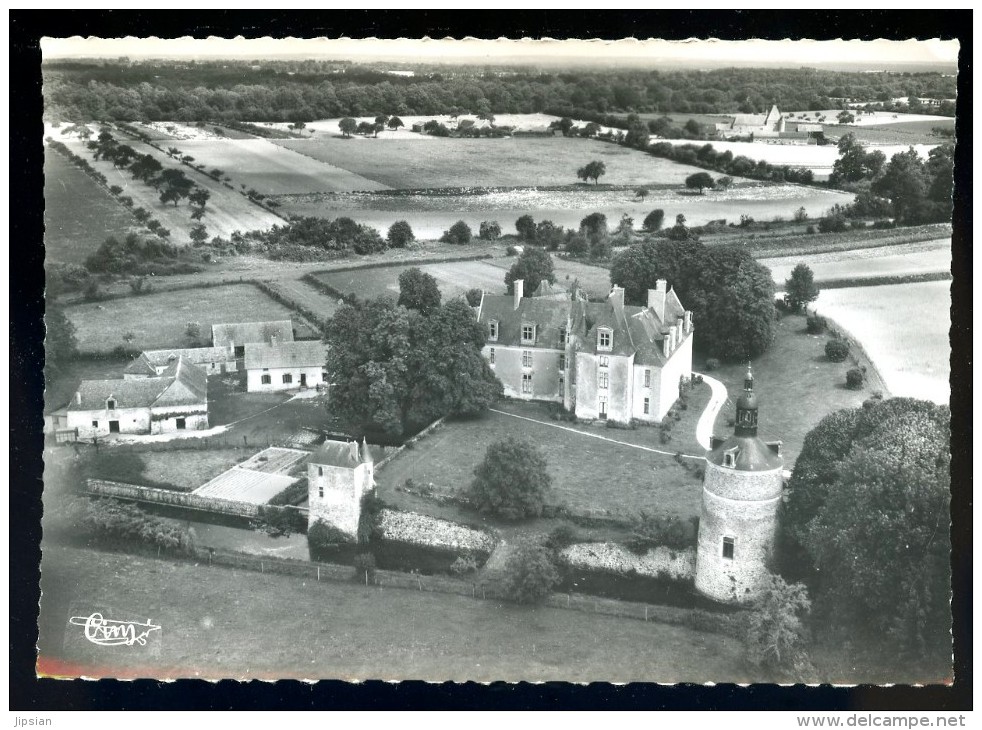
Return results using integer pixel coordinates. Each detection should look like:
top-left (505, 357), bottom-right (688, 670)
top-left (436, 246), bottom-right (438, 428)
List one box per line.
top-left (106, 399), bottom-right (116, 411)
top-left (722, 447), bottom-right (739, 469)
top-left (521, 323), bottom-right (536, 344)
top-left (598, 328), bottom-right (612, 351)
top-left (489, 320), bottom-right (498, 342)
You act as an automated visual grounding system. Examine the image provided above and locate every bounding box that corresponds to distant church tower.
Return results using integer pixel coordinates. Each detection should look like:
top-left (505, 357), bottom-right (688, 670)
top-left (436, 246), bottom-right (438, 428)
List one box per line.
top-left (694, 367), bottom-right (784, 604)
top-left (307, 439), bottom-right (375, 541)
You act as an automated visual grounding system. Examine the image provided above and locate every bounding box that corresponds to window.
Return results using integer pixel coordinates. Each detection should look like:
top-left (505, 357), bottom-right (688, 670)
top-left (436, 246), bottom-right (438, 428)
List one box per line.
top-left (723, 447), bottom-right (738, 468)
top-left (489, 320), bottom-right (498, 341)
top-left (559, 327), bottom-right (567, 346)
top-left (559, 354), bottom-right (566, 370)
top-left (318, 467), bottom-right (323, 477)
top-left (489, 347), bottom-right (496, 365)
top-left (283, 373), bottom-right (293, 384)
top-left (643, 369), bottom-right (651, 388)
top-left (521, 323), bottom-right (536, 344)
top-left (107, 399), bottom-right (116, 410)
top-left (318, 486), bottom-right (324, 498)
top-left (598, 372), bottom-right (609, 390)
top-left (522, 373), bottom-right (533, 394)
top-left (522, 350), bottom-right (533, 368)
top-left (261, 374), bottom-right (272, 385)
top-left (91, 420), bottom-right (98, 428)
top-left (643, 397), bottom-right (650, 415)
top-left (722, 537), bottom-right (735, 560)
top-left (598, 355), bottom-right (609, 368)
top-left (322, 370), bottom-right (329, 381)
top-left (176, 418), bottom-right (186, 430)
top-left (559, 374), bottom-right (565, 390)
top-left (599, 397), bottom-right (608, 420)
top-left (598, 328), bottom-right (612, 351)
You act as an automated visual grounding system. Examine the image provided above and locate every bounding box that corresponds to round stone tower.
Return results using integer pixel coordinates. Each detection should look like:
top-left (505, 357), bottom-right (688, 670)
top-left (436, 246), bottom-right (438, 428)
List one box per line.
top-left (694, 367), bottom-right (784, 604)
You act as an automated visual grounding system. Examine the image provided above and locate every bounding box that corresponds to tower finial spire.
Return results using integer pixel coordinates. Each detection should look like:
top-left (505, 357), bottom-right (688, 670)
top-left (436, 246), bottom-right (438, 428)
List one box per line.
top-left (744, 362), bottom-right (754, 392)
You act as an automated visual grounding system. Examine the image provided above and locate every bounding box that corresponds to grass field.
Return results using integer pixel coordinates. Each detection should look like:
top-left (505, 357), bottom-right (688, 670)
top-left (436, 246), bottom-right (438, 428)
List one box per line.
top-left (315, 259), bottom-right (508, 300)
top-left (763, 238), bottom-right (951, 285)
top-left (812, 281), bottom-right (951, 404)
top-left (165, 138), bottom-right (389, 195)
top-left (376, 400), bottom-right (705, 521)
top-left (824, 119), bottom-right (955, 145)
top-left (64, 283), bottom-right (311, 354)
top-left (705, 313), bottom-right (875, 463)
top-left (84, 448), bottom-right (249, 490)
top-left (274, 136), bottom-right (720, 190)
top-left (43, 147), bottom-right (142, 264)
top-left (37, 544), bottom-right (752, 682)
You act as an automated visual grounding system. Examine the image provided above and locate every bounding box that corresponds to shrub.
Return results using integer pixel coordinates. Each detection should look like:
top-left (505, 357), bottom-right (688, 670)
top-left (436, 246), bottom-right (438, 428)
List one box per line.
top-left (825, 339), bottom-right (850, 363)
top-left (805, 314), bottom-right (827, 334)
top-left (500, 541), bottom-right (561, 604)
top-left (386, 220), bottom-right (415, 248)
top-left (505, 245), bottom-right (519, 256)
top-left (806, 225), bottom-right (816, 235)
top-left (544, 523), bottom-right (580, 551)
top-left (627, 511), bottom-right (695, 553)
top-left (818, 214), bottom-right (848, 234)
top-left (464, 288), bottom-right (483, 307)
top-left (440, 220), bottom-right (473, 245)
top-left (468, 437), bottom-right (552, 520)
top-left (515, 214), bottom-right (536, 241)
top-left (845, 368), bottom-right (865, 390)
top-left (308, 519), bottom-right (353, 555)
top-left (704, 358), bottom-right (720, 371)
top-left (449, 555), bottom-right (479, 575)
top-left (478, 220), bottom-right (502, 241)
top-left (746, 573), bottom-right (813, 677)
top-left (77, 498), bottom-right (195, 556)
top-left (254, 505), bottom-right (306, 537)
top-left (642, 209), bottom-right (666, 232)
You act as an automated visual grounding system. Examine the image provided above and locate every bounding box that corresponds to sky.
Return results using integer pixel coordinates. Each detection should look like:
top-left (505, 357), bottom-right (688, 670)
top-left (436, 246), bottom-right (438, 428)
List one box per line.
top-left (41, 37), bottom-right (959, 69)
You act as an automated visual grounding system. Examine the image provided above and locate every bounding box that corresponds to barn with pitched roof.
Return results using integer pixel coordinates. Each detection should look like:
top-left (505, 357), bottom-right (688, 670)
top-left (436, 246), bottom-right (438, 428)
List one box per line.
top-left (244, 339), bottom-right (330, 392)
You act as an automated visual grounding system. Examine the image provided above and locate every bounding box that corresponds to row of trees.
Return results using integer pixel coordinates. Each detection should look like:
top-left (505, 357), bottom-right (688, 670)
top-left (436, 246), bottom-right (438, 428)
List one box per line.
top-left (44, 61), bottom-right (956, 123)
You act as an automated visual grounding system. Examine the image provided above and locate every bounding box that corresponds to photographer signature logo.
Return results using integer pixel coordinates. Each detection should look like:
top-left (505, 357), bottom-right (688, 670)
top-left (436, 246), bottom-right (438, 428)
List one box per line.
top-left (69, 612), bottom-right (161, 647)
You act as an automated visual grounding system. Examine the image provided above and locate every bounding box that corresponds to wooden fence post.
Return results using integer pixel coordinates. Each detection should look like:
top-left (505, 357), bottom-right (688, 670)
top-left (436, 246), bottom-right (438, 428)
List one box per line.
top-left (317, 566), bottom-right (320, 581)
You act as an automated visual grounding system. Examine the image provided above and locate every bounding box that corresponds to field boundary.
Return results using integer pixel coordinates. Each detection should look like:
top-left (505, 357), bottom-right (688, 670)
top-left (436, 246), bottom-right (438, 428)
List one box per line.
top-left (807, 308), bottom-right (891, 398)
top-left (815, 271), bottom-right (951, 290)
top-left (375, 416), bottom-right (447, 471)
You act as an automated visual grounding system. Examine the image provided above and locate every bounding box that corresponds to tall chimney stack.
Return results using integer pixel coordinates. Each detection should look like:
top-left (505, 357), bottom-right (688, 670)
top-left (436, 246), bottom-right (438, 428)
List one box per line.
top-left (513, 279), bottom-right (524, 310)
top-left (648, 280), bottom-right (667, 321)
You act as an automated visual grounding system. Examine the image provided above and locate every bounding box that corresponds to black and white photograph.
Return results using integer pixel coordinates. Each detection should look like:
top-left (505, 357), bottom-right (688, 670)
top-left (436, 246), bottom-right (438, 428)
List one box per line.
top-left (24, 24), bottom-right (963, 697)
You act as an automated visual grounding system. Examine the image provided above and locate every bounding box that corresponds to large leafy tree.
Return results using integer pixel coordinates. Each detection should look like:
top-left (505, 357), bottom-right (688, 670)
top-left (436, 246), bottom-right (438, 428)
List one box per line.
top-left (500, 541), bottom-right (561, 604)
top-left (784, 263), bottom-right (820, 313)
top-left (782, 398), bottom-right (951, 669)
top-left (469, 437), bottom-right (552, 520)
top-left (685, 171), bottom-right (715, 193)
top-left (610, 239), bottom-right (775, 361)
top-left (397, 267), bottom-right (442, 316)
top-left (576, 160), bottom-right (606, 185)
top-left (505, 247), bottom-right (556, 295)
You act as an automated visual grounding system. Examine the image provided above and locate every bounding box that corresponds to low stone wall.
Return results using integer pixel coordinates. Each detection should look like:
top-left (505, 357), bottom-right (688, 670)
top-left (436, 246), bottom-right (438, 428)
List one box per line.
top-left (86, 479), bottom-right (261, 518)
top-left (560, 542), bottom-right (696, 582)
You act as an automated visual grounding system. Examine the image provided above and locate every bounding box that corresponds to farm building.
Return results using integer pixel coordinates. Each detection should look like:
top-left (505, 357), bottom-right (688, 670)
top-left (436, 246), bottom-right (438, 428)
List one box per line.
top-left (715, 105), bottom-right (820, 143)
top-left (476, 279), bottom-right (693, 424)
top-left (212, 320), bottom-right (295, 358)
top-left (66, 357), bottom-right (209, 440)
top-left (123, 346), bottom-right (236, 378)
top-left (307, 439), bottom-right (375, 539)
top-left (244, 340), bottom-right (330, 393)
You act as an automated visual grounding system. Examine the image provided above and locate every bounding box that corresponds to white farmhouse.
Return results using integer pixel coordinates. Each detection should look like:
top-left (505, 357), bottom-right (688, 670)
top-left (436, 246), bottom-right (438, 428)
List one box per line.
top-left (244, 340), bottom-right (330, 393)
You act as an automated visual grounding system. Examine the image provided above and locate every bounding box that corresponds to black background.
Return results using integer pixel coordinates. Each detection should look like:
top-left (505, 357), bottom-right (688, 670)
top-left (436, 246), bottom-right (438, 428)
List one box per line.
top-left (10, 9), bottom-right (972, 711)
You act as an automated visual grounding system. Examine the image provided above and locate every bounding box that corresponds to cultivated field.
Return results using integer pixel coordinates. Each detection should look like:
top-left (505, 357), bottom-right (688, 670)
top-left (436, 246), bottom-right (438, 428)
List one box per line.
top-left (43, 147), bottom-right (144, 264)
top-left (812, 281), bottom-right (951, 404)
top-left (823, 119), bottom-right (955, 145)
top-left (55, 131), bottom-right (283, 242)
top-left (37, 545), bottom-right (751, 682)
top-left (163, 138), bottom-right (389, 194)
top-left (277, 183), bottom-right (854, 240)
top-left (763, 238), bottom-right (951, 285)
top-left (64, 283), bottom-right (314, 354)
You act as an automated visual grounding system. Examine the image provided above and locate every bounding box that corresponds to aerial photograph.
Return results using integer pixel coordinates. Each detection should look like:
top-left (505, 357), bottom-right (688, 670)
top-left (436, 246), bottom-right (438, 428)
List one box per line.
top-left (35, 34), bottom-right (956, 687)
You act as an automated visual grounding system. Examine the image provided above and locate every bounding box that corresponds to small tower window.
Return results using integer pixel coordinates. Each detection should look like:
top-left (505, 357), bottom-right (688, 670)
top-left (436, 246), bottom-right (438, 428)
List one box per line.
top-left (489, 320), bottom-right (498, 341)
top-left (318, 466), bottom-right (323, 477)
top-left (722, 446), bottom-right (739, 469)
top-left (722, 537), bottom-right (735, 560)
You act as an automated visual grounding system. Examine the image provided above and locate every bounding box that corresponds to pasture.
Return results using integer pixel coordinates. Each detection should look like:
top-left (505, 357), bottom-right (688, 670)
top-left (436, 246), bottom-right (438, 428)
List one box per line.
top-left (812, 281), bottom-right (951, 404)
top-left (762, 238), bottom-right (951, 285)
top-left (64, 283), bottom-right (314, 354)
top-left (38, 544), bottom-right (750, 682)
top-left (315, 259), bottom-right (508, 300)
top-left (822, 119), bottom-right (954, 145)
top-left (43, 147), bottom-right (143, 264)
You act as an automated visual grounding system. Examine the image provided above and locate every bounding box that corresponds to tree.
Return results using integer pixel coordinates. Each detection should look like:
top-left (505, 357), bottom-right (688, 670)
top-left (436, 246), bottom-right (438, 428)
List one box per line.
top-left (188, 187), bottom-right (210, 211)
top-left (514, 214), bottom-right (536, 241)
top-left (397, 267), bottom-right (442, 316)
top-left (836, 110), bottom-right (856, 125)
top-left (579, 212), bottom-right (608, 244)
top-left (716, 176), bottom-right (734, 191)
top-left (550, 116), bottom-right (574, 136)
top-left (157, 168), bottom-right (193, 207)
top-left (339, 117), bottom-right (357, 138)
top-left (440, 220), bottom-right (472, 245)
top-left (872, 148), bottom-right (930, 224)
top-left (500, 541), bottom-right (561, 604)
top-left (45, 306), bottom-right (78, 379)
top-left (464, 288), bottom-right (483, 307)
top-left (666, 213), bottom-right (694, 241)
top-left (505, 247), bottom-right (555, 295)
top-left (635, 187), bottom-right (649, 201)
top-left (781, 399), bottom-right (951, 669)
top-left (784, 263), bottom-right (820, 313)
top-left (185, 321), bottom-right (202, 342)
top-left (746, 574), bottom-right (813, 676)
top-left (387, 116), bottom-right (404, 131)
top-left (535, 220), bottom-right (565, 251)
top-left (685, 171), bottom-right (715, 194)
top-left (386, 220), bottom-right (415, 248)
top-left (478, 221), bottom-right (501, 241)
top-left (189, 224), bottom-right (208, 245)
top-left (469, 438), bottom-right (552, 520)
top-left (576, 160), bottom-right (606, 185)
top-left (642, 209), bottom-right (666, 232)
top-left (129, 153), bottom-right (163, 184)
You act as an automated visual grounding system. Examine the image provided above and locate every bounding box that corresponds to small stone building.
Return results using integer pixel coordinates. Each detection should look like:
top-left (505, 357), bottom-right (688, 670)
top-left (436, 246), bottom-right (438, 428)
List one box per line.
top-left (123, 346), bottom-right (236, 379)
top-left (244, 340), bottom-right (330, 392)
top-left (307, 439), bottom-right (375, 540)
top-left (66, 357), bottom-right (209, 439)
top-left (694, 368), bottom-right (784, 604)
top-left (211, 320), bottom-right (295, 359)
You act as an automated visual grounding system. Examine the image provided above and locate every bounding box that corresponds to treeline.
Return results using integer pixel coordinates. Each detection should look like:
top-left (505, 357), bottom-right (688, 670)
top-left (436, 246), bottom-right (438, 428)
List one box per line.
top-left (648, 141), bottom-right (816, 184)
top-left (43, 61), bottom-right (956, 123)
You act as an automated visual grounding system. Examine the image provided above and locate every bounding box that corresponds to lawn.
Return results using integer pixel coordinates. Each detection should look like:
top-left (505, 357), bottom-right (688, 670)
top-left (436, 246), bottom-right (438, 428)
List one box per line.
top-left (376, 400), bottom-right (706, 522)
top-left (315, 259), bottom-right (509, 301)
top-left (703, 313), bottom-right (875, 463)
top-left (274, 136), bottom-right (717, 189)
top-left (487, 255), bottom-right (614, 300)
top-left (812, 281), bottom-right (951, 405)
top-left (83, 448), bottom-right (250, 490)
top-left (43, 146), bottom-right (142, 265)
top-left (37, 544), bottom-right (753, 682)
top-left (64, 283), bottom-right (312, 354)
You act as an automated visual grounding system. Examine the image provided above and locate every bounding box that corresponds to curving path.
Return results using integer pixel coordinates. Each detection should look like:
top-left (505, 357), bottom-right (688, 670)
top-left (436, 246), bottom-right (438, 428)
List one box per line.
top-left (693, 372), bottom-right (728, 451)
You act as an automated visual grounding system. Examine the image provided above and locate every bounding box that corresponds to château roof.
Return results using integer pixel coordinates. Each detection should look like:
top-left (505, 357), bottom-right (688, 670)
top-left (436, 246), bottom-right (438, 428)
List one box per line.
top-left (706, 435), bottom-right (783, 472)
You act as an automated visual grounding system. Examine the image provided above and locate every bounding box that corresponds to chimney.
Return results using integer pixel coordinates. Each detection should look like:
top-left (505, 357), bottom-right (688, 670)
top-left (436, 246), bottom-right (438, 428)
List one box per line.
top-left (609, 285), bottom-right (625, 314)
top-left (668, 325), bottom-right (677, 353)
top-left (513, 279), bottom-right (524, 310)
top-left (662, 334), bottom-right (671, 359)
top-left (648, 280), bottom-right (667, 321)
top-left (361, 437), bottom-right (373, 465)
top-left (75, 391), bottom-right (81, 406)
top-left (349, 440), bottom-right (359, 463)
top-left (684, 311), bottom-right (692, 333)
